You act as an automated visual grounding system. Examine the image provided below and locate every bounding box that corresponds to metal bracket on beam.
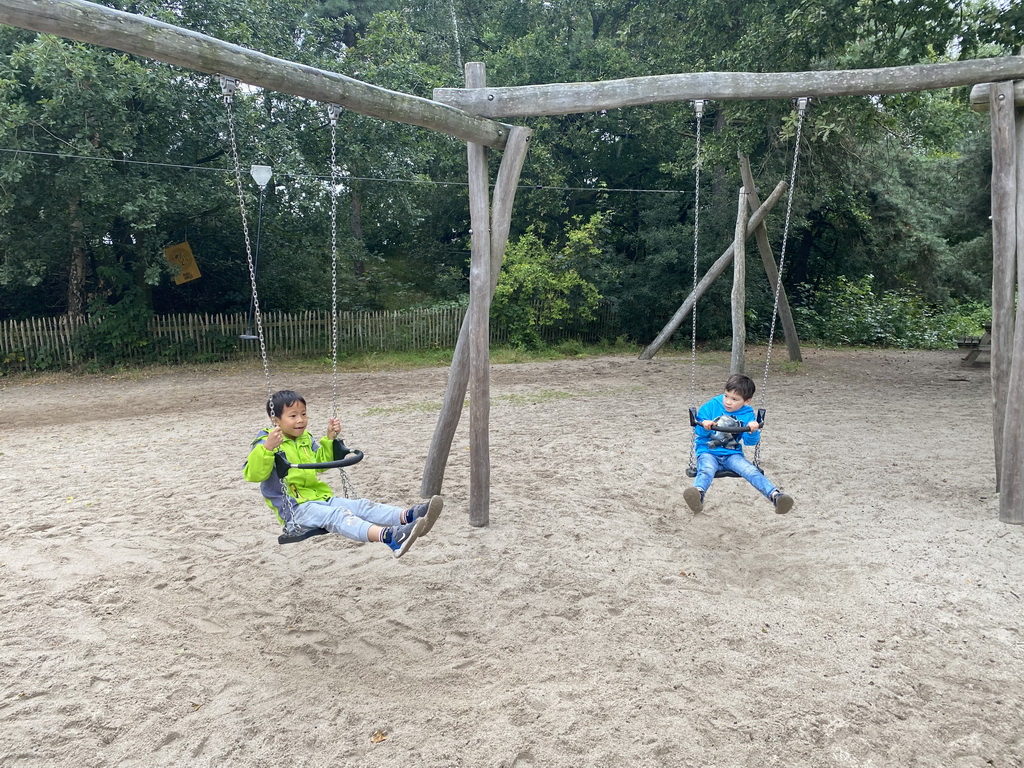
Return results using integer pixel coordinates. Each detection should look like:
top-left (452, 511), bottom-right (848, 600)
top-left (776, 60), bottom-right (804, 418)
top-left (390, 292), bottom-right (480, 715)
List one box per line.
top-left (693, 99), bottom-right (706, 119)
top-left (327, 103), bottom-right (343, 126)
top-left (219, 75), bottom-right (239, 103)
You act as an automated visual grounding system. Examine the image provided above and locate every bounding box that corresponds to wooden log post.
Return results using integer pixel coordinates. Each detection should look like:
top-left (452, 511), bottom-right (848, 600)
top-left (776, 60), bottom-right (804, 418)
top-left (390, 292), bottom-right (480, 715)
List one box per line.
top-left (465, 63), bottom-right (493, 527)
top-left (420, 125), bottom-right (532, 503)
top-left (970, 81), bottom-right (1024, 111)
top-left (1000, 95), bottom-right (1024, 524)
top-left (0, 0), bottom-right (512, 149)
top-left (437, 57), bottom-right (1024, 118)
top-left (639, 181), bottom-right (787, 360)
top-left (738, 153), bottom-right (802, 362)
top-left (989, 82), bottom-right (1017, 496)
top-left (730, 187), bottom-right (748, 374)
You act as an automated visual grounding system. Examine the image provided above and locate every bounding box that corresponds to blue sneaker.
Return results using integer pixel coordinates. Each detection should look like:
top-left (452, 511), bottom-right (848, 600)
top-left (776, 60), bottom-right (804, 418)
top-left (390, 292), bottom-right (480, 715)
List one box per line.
top-left (384, 518), bottom-right (426, 559)
top-left (406, 495), bottom-right (443, 536)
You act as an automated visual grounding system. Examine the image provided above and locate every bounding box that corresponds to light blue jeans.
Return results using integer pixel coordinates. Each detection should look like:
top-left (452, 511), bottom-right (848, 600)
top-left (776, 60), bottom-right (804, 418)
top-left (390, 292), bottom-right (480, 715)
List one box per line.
top-left (694, 453), bottom-right (777, 501)
top-left (291, 497), bottom-right (407, 542)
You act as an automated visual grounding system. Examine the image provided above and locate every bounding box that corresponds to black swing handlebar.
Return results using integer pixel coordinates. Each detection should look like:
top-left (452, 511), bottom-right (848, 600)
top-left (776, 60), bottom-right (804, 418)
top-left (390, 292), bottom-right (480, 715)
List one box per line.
top-left (273, 438), bottom-right (364, 476)
top-left (688, 407), bottom-right (766, 433)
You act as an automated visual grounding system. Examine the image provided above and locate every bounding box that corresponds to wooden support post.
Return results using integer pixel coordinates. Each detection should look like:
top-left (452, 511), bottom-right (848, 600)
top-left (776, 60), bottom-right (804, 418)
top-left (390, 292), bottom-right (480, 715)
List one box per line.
top-left (731, 187), bottom-right (748, 374)
top-left (990, 82), bottom-right (1017, 496)
top-left (639, 181), bottom-right (787, 360)
top-left (465, 63), bottom-right (492, 527)
top-left (1000, 95), bottom-right (1024, 524)
top-left (738, 153), bottom-right (802, 362)
top-left (420, 126), bottom-right (532, 502)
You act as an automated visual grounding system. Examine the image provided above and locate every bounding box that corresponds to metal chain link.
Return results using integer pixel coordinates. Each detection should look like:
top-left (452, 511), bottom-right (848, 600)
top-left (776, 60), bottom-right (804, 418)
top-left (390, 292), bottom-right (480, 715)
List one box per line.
top-left (221, 77), bottom-right (272, 407)
top-left (328, 105), bottom-right (341, 419)
top-left (755, 96), bottom-right (808, 466)
top-left (328, 104), bottom-right (357, 500)
top-left (689, 100), bottom-right (705, 473)
top-left (221, 76), bottom-right (303, 527)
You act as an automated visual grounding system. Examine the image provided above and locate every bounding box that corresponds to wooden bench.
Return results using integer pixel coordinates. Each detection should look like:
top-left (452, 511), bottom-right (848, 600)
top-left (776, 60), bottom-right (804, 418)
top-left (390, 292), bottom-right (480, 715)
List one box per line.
top-left (958, 323), bottom-right (991, 367)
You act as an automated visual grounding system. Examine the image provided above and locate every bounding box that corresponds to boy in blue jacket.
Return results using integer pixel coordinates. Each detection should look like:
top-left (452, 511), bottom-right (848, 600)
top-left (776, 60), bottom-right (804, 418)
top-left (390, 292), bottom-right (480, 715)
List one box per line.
top-left (683, 373), bottom-right (794, 515)
top-left (244, 390), bottom-right (442, 557)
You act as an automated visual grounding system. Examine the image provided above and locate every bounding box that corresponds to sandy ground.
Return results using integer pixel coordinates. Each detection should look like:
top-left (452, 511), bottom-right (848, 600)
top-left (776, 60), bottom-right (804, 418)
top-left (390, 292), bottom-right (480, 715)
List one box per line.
top-left (1, 347), bottom-right (1022, 767)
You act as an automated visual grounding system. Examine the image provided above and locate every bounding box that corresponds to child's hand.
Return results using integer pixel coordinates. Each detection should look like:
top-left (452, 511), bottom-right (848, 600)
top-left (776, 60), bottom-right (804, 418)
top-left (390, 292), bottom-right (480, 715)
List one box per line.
top-left (326, 417), bottom-right (342, 439)
top-left (264, 426), bottom-right (284, 451)
top-left (746, 420), bottom-right (761, 433)
top-left (701, 419), bottom-right (715, 430)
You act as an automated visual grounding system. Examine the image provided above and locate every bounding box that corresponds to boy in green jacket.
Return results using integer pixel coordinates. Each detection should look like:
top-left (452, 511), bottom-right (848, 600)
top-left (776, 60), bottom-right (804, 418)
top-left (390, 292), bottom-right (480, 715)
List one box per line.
top-left (244, 390), bottom-right (442, 558)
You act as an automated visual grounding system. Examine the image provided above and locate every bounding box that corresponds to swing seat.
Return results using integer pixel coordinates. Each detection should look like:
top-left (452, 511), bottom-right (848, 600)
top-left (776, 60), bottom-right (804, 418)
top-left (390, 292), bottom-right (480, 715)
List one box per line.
top-left (685, 466), bottom-right (762, 479)
top-left (272, 441), bottom-right (363, 476)
top-left (278, 525), bottom-right (330, 545)
top-left (687, 407), bottom-right (766, 478)
top-left (272, 441), bottom-right (362, 546)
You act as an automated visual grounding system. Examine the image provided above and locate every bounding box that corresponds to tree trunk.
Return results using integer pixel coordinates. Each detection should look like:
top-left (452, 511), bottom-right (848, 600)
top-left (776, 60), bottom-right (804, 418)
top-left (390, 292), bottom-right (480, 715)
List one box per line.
top-left (67, 196), bottom-right (87, 319)
top-left (349, 184), bottom-right (366, 278)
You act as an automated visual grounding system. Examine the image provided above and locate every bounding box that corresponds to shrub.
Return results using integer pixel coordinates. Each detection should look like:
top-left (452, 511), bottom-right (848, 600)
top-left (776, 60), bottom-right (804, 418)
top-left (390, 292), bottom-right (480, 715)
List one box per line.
top-left (792, 275), bottom-right (991, 349)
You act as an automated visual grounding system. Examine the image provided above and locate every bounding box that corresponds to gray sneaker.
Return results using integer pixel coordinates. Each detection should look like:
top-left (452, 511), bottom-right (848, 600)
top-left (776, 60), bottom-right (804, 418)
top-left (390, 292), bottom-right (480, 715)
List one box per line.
top-left (406, 495), bottom-right (444, 536)
top-left (683, 486), bottom-right (705, 513)
top-left (771, 492), bottom-right (794, 515)
top-left (385, 518), bottom-right (426, 558)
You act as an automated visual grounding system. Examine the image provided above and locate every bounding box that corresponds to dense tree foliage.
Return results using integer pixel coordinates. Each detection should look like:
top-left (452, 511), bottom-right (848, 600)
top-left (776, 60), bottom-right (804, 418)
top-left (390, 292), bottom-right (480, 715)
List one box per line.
top-left (0, 0), bottom-right (1016, 347)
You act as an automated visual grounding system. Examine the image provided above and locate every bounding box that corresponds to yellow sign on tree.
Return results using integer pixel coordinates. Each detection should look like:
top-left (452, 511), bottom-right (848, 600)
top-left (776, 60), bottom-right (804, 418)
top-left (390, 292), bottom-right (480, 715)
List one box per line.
top-left (164, 242), bottom-right (201, 285)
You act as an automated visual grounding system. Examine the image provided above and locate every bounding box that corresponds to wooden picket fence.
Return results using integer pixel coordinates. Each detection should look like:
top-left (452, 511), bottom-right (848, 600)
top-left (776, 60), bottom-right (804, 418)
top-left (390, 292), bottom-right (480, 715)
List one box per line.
top-left (0, 305), bottom-right (618, 371)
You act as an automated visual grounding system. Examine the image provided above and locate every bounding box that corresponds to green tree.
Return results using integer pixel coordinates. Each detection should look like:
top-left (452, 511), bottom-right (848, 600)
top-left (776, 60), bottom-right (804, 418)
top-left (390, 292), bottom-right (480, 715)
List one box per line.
top-left (491, 214), bottom-right (605, 347)
top-left (0, 29), bottom-right (233, 320)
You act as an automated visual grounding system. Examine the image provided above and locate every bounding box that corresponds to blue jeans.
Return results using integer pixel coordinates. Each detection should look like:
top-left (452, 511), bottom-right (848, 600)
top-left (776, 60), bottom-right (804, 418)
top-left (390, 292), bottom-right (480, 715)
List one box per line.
top-left (292, 497), bottom-right (406, 542)
top-left (694, 452), bottom-right (777, 500)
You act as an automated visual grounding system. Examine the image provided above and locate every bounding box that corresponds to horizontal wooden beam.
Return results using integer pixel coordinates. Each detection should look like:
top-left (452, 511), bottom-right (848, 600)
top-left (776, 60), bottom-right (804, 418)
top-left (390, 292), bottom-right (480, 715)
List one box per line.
top-left (970, 80), bottom-right (1024, 112)
top-left (0, 0), bottom-right (513, 148)
top-left (435, 57), bottom-right (1024, 117)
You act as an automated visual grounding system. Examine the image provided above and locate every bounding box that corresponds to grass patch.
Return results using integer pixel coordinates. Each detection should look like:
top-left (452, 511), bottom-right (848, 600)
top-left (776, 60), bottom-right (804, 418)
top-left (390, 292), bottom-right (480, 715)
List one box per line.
top-left (494, 389), bottom-right (575, 406)
top-left (0, 338), bottom-right (644, 383)
top-left (364, 400), bottom-right (445, 416)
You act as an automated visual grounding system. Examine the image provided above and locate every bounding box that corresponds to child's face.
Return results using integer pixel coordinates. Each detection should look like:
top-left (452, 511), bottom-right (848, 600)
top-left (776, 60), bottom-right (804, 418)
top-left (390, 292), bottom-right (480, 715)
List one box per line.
top-left (274, 401), bottom-right (308, 438)
top-left (722, 389), bottom-right (752, 412)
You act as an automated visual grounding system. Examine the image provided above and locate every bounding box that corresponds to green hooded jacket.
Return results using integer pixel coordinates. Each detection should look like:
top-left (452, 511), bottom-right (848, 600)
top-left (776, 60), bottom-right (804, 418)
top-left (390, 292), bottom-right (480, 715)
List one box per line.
top-left (244, 429), bottom-right (336, 524)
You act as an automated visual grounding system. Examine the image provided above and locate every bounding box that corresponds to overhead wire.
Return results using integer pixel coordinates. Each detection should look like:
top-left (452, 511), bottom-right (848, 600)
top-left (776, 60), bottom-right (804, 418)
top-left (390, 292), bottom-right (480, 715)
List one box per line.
top-left (0, 146), bottom-right (692, 195)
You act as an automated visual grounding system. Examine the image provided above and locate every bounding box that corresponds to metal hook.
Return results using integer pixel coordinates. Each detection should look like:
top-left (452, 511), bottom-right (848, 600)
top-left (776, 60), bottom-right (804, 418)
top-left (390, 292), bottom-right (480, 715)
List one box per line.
top-left (327, 103), bottom-right (343, 126)
top-left (693, 99), bottom-right (706, 119)
top-left (795, 96), bottom-right (809, 116)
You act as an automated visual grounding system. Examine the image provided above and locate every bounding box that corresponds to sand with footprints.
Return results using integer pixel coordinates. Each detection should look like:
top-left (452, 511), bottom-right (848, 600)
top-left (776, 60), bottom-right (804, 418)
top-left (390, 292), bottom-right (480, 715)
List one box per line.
top-left (2, 347), bottom-right (1022, 766)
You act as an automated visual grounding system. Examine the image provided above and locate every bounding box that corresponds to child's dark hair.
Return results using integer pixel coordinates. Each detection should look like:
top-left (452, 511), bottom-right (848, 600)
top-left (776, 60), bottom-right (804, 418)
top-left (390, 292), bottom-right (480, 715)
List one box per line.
top-left (267, 390), bottom-right (305, 419)
top-left (725, 373), bottom-right (756, 400)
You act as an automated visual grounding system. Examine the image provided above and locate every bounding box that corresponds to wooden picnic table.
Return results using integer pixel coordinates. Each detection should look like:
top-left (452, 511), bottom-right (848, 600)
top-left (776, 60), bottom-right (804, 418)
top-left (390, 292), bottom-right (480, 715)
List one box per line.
top-left (957, 322), bottom-right (991, 367)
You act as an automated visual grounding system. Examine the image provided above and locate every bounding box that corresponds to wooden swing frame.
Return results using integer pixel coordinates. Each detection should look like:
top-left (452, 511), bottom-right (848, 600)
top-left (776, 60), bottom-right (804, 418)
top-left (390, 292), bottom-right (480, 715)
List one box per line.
top-left (3, 0), bottom-right (1022, 525)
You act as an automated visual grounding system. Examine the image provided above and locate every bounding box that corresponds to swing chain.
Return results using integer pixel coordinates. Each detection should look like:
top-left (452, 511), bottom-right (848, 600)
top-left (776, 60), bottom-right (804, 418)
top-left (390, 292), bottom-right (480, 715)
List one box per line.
top-left (221, 80), bottom-right (272, 405)
top-left (219, 76), bottom-right (300, 528)
top-left (328, 103), bottom-right (358, 499)
top-left (756, 96), bottom-right (808, 465)
top-left (329, 106), bottom-right (341, 419)
top-left (688, 99), bottom-right (705, 473)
